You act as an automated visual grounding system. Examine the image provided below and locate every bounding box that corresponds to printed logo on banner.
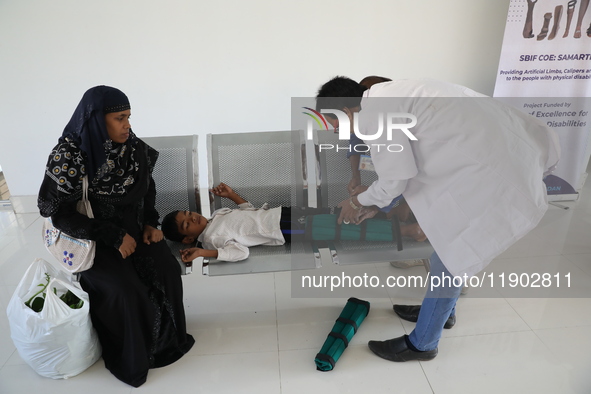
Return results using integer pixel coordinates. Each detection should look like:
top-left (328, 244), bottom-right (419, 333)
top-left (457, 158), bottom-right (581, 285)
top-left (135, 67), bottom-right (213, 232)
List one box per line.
top-left (301, 107), bottom-right (418, 153)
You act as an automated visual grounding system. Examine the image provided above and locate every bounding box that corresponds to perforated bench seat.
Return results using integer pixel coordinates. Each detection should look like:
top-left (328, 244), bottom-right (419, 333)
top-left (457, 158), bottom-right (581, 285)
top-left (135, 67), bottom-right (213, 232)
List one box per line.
top-left (146, 130), bottom-right (433, 277)
top-left (203, 130), bottom-right (322, 276)
top-left (143, 135), bottom-right (200, 275)
top-left (202, 241), bottom-right (321, 276)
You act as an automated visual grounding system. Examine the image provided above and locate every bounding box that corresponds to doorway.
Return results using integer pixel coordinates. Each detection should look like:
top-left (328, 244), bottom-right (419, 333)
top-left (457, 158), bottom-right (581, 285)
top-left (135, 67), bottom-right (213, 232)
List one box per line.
top-left (0, 165), bottom-right (11, 202)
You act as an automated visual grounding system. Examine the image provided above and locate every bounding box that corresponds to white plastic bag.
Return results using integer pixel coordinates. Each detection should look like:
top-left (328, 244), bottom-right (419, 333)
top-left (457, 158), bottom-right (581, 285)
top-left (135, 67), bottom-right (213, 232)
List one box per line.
top-left (6, 258), bottom-right (101, 379)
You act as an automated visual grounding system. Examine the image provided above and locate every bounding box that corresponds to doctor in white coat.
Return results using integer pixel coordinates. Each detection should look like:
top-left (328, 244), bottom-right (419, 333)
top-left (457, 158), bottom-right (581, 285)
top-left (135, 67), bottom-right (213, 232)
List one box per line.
top-left (315, 76), bottom-right (560, 362)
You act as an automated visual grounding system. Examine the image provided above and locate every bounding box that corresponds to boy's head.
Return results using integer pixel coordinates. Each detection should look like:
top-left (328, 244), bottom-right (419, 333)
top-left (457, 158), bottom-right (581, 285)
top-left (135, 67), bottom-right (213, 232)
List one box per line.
top-left (162, 210), bottom-right (207, 244)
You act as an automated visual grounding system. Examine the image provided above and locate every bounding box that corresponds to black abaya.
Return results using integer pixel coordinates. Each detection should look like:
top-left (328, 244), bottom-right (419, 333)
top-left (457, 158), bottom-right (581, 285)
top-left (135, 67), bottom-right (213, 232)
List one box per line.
top-left (37, 86), bottom-right (194, 387)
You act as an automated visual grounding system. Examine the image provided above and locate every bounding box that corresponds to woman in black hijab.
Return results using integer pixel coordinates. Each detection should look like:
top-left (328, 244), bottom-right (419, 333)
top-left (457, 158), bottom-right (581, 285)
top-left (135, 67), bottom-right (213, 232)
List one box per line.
top-left (38, 86), bottom-right (194, 387)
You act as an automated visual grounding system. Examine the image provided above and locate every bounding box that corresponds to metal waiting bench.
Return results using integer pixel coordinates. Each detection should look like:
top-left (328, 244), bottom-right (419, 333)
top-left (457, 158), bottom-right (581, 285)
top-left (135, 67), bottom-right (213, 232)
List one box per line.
top-left (143, 135), bottom-right (200, 275)
top-left (146, 130), bottom-right (434, 276)
top-left (203, 130), bottom-right (322, 276)
top-left (313, 129), bottom-right (434, 265)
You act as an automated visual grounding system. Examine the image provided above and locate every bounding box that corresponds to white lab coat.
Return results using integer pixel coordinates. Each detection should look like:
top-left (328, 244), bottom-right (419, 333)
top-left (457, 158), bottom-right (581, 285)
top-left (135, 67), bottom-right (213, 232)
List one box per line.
top-left (356, 79), bottom-right (561, 277)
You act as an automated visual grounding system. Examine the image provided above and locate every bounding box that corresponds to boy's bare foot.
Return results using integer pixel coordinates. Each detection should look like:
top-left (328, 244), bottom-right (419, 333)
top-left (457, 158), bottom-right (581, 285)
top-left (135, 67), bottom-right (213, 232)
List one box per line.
top-left (401, 223), bottom-right (427, 242)
top-left (386, 199), bottom-right (415, 223)
top-left (390, 259), bottom-right (427, 268)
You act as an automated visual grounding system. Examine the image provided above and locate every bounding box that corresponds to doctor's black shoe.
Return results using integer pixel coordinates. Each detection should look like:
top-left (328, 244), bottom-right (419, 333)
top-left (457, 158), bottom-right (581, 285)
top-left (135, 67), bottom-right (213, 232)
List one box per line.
top-left (368, 335), bottom-right (438, 362)
top-left (393, 304), bottom-right (456, 329)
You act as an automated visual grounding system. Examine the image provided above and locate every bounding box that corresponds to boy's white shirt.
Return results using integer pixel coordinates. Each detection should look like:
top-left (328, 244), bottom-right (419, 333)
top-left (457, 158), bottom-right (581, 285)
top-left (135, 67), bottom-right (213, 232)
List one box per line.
top-left (197, 202), bottom-right (284, 262)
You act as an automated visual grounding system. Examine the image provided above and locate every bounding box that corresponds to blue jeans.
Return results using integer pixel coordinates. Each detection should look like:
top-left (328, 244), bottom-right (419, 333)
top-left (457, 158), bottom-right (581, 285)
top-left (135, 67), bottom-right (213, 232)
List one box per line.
top-left (408, 251), bottom-right (462, 351)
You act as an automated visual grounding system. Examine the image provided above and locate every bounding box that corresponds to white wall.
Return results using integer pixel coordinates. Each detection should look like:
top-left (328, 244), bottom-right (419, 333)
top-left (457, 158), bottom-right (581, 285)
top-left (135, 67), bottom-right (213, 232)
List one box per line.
top-left (0, 0), bottom-right (510, 210)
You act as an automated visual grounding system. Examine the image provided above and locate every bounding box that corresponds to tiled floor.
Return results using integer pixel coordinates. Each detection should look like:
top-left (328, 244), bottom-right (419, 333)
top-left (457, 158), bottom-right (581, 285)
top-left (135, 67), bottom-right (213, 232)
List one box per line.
top-left (1, 182), bottom-right (590, 393)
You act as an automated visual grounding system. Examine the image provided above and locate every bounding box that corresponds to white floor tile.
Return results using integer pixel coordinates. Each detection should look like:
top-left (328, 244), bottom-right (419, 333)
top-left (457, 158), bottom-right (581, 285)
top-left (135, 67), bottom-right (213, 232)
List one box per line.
top-left (276, 295), bottom-right (400, 351)
top-left (182, 271), bottom-right (276, 315)
top-left (279, 346), bottom-right (433, 394)
top-left (138, 351), bottom-right (281, 394)
top-left (535, 326), bottom-right (591, 393)
top-left (559, 221), bottom-right (591, 255)
top-left (0, 234), bottom-right (16, 254)
top-left (0, 330), bottom-right (16, 369)
top-left (563, 253), bottom-right (591, 277)
top-left (3, 347), bottom-right (26, 367)
top-left (399, 297), bottom-right (532, 339)
top-left (0, 284), bottom-right (17, 368)
top-left (423, 331), bottom-right (576, 394)
top-left (505, 297), bottom-right (591, 330)
top-left (189, 310), bottom-right (278, 355)
top-left (0, 360), bottom-right (133, 394)
top-left (13, 213), bottom-right (41, 232)
top-left (0, 210), bottom-right (17, 233)
top-left (277, 302), bottom-right (346, 351)
top-left (0, 244), bottom-right (57, 287)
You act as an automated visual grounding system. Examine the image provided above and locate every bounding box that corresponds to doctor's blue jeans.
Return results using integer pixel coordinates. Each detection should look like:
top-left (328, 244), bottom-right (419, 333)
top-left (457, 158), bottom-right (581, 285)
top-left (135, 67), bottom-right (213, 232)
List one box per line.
top-left (408, 251), bottom-right (463, 351)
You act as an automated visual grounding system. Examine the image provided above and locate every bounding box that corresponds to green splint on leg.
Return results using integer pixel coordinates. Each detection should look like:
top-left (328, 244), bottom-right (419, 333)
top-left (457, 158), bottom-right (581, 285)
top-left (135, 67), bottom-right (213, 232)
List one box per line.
top-left (314, 297), bottom-right (370, 371)
top-left (306, 214), bottom-right (400, 242)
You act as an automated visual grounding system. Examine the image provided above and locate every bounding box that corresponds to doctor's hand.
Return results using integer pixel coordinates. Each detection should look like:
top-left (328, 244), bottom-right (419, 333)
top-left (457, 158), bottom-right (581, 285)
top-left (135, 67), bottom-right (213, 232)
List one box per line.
top-left (357, 206), bottom-right (379, 222)
top-left (337, 197), bottom-right (365, 225)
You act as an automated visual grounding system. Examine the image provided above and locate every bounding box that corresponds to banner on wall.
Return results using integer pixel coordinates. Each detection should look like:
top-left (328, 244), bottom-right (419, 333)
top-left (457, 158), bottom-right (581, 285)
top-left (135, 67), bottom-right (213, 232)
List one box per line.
top-left (493, 0), bottom-right (591, 201)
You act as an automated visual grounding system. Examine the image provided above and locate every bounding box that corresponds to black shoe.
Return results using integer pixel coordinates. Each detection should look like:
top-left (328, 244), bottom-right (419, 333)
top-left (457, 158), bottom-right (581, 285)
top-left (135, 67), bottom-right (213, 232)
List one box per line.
top-left (368, 335), bottom-right (437, 362)
top-left (393, 304), bottom-right (456, 329)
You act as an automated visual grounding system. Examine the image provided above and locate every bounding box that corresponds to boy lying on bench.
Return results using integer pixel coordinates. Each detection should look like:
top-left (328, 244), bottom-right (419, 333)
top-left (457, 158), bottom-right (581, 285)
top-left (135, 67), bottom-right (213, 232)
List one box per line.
top-left (161, 183), bottom-right (426, 263)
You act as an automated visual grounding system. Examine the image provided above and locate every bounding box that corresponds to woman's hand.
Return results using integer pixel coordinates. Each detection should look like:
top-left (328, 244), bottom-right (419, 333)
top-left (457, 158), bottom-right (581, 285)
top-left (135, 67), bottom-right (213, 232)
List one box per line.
top-left (143, 225), bottom-right (163, 245)
top-left (119, 233), bottom-right (137, 259)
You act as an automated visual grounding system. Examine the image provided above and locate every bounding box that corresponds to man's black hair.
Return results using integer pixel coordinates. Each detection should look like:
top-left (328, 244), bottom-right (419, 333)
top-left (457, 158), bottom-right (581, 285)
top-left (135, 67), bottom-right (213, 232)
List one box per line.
top-left (315, 76), bottom-right (365, 113)
top-left (162, 210), bottom-right (184, 242)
